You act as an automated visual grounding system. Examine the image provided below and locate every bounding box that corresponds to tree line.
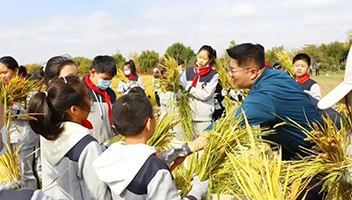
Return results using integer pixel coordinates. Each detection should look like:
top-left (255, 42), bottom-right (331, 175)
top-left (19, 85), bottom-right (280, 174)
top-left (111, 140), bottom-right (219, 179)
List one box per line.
top-left (25, 40), bottom-right (352, 75)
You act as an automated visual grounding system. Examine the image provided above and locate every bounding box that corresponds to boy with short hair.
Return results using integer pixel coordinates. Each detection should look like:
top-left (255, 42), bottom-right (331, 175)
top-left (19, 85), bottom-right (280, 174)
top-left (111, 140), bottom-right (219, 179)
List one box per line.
top-left (292, 53), bottom-right (322, 100)
top-left (84, 55), bottom-right (117, 143)
top-left (93, 93), bottom-right (208, 200)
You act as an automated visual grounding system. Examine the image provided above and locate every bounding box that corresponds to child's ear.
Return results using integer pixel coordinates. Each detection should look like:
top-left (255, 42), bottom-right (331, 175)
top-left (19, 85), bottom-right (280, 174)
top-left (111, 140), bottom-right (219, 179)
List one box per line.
top-left (68, 105), bottom-right (80, 116)
top-left (90, 68), bottom-right (96, 75)
top-left (145, 118), bottom-right (152, 131)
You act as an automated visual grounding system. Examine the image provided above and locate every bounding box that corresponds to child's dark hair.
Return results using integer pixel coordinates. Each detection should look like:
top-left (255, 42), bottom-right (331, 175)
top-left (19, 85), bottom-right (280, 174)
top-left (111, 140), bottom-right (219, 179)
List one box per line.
top-left (198, 45), bottom-right (217, 66)
top-left (292, 53), bottom-right (311, 66)
top-left (90, 55), bottom-right (117, 77)
top-left (124, 60), bottom-right (137, 75)
top-left (177, 58), bottom-right (185, 66)
top-left (28, 76), bottom-right (90, 140)
top-left (112, 93), bottom-right (153, 136)
top-left (226, 43), bottom-right (265, 69)
top-left (43, 56), bottom-right (77, 85)
top-left (0, 56), bottom-right (27, 77)
top-left (128, 86), bottom-right (146, 96)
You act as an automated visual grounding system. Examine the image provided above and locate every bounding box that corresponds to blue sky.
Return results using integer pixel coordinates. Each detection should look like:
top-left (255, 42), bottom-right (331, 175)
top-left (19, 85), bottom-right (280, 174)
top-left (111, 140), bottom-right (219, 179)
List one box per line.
top-left (1, 0), bottom-right (351, 64)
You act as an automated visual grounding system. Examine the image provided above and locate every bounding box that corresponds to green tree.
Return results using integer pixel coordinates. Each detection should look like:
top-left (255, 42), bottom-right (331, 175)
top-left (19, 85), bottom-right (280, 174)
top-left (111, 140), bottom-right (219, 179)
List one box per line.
top-left (25, 63), bottom-right (42, 74)
top-left (112, 52), bottom-right (125, 69)
top-left (73, 57), bottom-right (92, 75)
top-left (139, 50), bottom-right (159, 73)
top-left (164, 42), bottom-right (194, 62)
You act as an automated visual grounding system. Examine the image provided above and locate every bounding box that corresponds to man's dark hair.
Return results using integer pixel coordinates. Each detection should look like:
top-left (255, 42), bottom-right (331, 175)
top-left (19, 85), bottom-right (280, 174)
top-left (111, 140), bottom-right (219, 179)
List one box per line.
top-left (112, 93), bottom-right (153, 136)
top-left (292, 53), bottom-right (311, 66)
top-left (90, 55), bottom-right (117, 77)
top-left (226, 43), bottom-right (265, 69)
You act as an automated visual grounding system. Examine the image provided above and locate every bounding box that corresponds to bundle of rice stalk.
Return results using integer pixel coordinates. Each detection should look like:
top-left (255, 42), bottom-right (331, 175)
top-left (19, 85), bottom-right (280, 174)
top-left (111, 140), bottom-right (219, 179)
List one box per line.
top-left (0, 76), bottom-right (43, 109)
top-left (105, 112), bottom-right (179, 152)
top-left (147, 112), bottom-right (180, 152)
top-left (116, 68), bottom-right (129, 83)
top-left (177, 91), bottom-right (193, 142)
top-left (159, 56), bottom-right (181, 93)
top-left (227, 146), bottom-right (309, 200)
top-left (174, 107), bottom-right (267, 196)
top-left (287, 117), bottom-right (352, 199)
top-left (215, 59), bottom-right (235, 90)
top-left (336, 103), bottom-right (352, 131)
top-left (274, 50), bottom-right (294, 76)
top-left (0, 143), bottom-right (21, 184)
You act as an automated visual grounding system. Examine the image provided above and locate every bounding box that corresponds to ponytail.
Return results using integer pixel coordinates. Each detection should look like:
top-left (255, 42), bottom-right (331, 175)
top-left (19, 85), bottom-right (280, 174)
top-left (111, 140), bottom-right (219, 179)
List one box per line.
top-left (28, 91), bottom-right (64, 140)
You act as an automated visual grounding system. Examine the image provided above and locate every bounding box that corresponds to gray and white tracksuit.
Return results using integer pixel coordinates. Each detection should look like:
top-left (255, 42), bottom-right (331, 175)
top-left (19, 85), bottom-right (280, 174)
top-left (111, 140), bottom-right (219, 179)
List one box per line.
top-left (40, 122), bottom-right (111, 200)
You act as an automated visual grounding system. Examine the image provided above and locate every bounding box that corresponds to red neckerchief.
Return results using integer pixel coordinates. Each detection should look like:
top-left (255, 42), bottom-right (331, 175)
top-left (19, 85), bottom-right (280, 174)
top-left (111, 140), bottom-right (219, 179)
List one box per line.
top-left (296, 74), bottom-right (310, 85)
top-left (125, 74), bottom-right (137, 81)
top-left (81, 119), bottom-right (93, 129)
top-left (191, 65), bottom-right (212, 87)
top-left (85, 75), bottom-right (113, 125)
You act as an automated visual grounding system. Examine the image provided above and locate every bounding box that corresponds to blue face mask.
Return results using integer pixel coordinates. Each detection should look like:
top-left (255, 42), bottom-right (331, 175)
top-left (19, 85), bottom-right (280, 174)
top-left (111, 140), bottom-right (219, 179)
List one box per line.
top-left (179, 70), bottom-right (184, 76)
top-left (96, 79), bottom-right (112, 90)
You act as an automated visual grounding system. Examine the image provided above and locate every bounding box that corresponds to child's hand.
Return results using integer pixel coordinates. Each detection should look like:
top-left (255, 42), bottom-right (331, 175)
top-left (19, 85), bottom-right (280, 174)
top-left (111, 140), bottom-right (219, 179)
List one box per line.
top-left (187, 174), bottom-right (209, 200)
top-left (157, 147), bottom-right (185, 165)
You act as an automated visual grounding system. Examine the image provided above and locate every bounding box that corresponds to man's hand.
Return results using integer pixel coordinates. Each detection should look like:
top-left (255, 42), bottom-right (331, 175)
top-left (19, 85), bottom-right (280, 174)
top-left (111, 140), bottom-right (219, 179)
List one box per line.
top-left (188, 131), bottom-right (209, 153)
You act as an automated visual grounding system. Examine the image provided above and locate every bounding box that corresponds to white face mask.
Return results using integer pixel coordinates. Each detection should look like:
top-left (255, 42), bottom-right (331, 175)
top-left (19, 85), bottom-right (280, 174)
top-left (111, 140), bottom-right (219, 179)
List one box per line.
top-left (124, 70), bottom-right (131, 76)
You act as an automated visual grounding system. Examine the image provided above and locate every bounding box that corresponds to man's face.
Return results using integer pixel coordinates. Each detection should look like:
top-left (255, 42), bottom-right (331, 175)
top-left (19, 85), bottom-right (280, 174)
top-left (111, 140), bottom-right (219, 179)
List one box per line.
top-left (228, 58), bottom-right (258, 89)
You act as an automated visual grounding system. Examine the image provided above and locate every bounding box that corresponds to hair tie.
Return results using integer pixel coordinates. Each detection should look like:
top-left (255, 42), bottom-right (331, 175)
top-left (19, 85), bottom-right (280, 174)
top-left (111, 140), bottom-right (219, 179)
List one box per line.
top-left (43, 91), bottom-right (48, 97)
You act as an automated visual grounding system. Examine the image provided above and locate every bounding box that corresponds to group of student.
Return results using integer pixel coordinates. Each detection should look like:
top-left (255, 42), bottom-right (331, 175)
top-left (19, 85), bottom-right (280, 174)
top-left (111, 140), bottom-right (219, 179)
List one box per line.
top-left (0, 42), bottom-right (351, 200)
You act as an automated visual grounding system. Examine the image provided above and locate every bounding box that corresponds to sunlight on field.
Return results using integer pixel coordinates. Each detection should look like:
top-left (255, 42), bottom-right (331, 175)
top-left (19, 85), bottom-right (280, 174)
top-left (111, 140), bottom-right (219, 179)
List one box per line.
top-left (111, 75), bottom-right (156, 105)
top-left (313, 75), bottom-right (344, 97)
top-left (111, 73), bottom-right (344, 105)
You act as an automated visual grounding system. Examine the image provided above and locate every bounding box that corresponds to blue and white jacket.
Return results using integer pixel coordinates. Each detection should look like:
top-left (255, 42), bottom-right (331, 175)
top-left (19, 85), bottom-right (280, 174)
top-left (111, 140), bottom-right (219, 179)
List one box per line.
top-left (179, 67), bottom-right (219, 122)
top-left (93, 142), bottom-right (199, 200)
top-left (40, 122), bottom-right (111, 200)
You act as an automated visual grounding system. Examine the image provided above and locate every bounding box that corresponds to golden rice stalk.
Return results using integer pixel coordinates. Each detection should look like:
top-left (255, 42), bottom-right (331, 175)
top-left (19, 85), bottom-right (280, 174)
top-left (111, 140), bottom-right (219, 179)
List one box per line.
top-left (287, 116), bottom-right (352, 199)
top-left (174, 107), bottom-right (268, 196)
top-left (159, 56), bottom-right (181, 93)
top-left (147, 112), bottom-right (179, 152)
top-left (215, 59), bottom-right (235, 90)
top-left (0, 143), bottom-right (21, 184)
top-left (0, 76), bottom-right (43, 109)
top-left (227, 147), bottom-right (309, 200)
top-left (336, 103), bottom-right (352, 131)
top-left (105, 112), bottom-right (179, 152)
top-left (177, 91), bottom-right (193, 142)
top-left (274, 50), bottom-right (294, 76)
top-left (116, 68), bottom-right (129, 83)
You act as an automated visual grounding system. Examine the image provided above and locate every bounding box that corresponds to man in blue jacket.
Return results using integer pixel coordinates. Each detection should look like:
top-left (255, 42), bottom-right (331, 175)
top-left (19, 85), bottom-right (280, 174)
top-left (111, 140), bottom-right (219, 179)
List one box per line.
top-left (227, 43), bottom-right (322, 160)
top-left (226, 43), bottom-right (324, 200)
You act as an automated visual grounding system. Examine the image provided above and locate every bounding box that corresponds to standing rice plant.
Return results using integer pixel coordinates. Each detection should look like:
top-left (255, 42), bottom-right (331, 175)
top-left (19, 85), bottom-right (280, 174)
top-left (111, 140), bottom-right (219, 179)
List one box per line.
top-left (275, 50), bottom-right (294, 76)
